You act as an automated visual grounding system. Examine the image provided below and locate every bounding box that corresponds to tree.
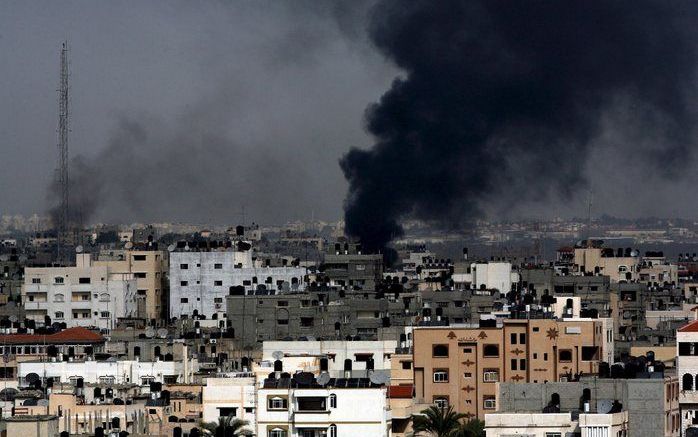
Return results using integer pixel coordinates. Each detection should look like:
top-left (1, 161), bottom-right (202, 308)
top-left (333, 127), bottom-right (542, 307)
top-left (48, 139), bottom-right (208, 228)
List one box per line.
top-left (199, 415), bottom-right (253, 437)
top-left (452, 418), bottom-right (485, 437)
top-left (412, 405), bottom-right (466, 437)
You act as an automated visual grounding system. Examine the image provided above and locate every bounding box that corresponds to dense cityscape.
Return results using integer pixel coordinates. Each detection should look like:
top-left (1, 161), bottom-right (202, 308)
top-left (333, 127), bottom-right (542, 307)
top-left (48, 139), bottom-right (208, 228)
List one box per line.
top-left (3, 1), bottom-right (698, 437)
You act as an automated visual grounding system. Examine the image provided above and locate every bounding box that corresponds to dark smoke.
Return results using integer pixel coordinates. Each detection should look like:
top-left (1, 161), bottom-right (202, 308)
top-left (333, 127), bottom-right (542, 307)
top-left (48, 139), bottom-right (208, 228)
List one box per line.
top-left (341, 0), bottom-right (698, 253)
top-left (48, 155), bottom-right (104, 229)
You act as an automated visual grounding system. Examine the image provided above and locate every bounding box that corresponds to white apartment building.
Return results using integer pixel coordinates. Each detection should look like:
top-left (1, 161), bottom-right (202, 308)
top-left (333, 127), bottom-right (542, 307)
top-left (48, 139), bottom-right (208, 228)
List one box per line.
top-left (678, 320), bottom-right (698, 434)
top-left (23, 253), bottom-right (137, 330)
top-left (201, 376), bottom-right (257, 424)
top-left (260, 340), bottom-right (397, 379)
top-left (452, 261), bottom-right (519, 292)
top-left (169, 248), bottom-right (307, 319)
top-left (17, 358), bottom-right (196, 386)
top-left (485, 412), bottom-right (629, 437)
top-left (257, 381), bottom-right (391, 437)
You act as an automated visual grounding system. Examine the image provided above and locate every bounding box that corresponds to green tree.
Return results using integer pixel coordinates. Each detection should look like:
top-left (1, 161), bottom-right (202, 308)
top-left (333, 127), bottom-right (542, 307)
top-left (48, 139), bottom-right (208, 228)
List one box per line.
top-left (452, 418), bottom-right (485, 437)
top-left (200, 415), bottom-right (253, 437)
top-left (412, 405), bottom-right (466, 437)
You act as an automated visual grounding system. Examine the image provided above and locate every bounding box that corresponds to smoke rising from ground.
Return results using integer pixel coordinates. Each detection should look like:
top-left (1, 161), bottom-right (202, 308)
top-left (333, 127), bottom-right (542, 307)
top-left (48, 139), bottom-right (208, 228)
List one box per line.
top-left (341, 0), bottom-right (698, 252)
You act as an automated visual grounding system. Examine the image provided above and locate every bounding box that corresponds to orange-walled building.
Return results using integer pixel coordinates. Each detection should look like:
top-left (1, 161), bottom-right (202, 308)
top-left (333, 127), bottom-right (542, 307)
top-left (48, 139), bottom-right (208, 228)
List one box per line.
top-left (413, 318), bottom-right (605, 419)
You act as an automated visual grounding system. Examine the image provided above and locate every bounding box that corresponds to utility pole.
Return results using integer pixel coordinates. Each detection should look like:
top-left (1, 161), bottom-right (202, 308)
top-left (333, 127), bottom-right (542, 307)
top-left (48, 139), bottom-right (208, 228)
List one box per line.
top-left (57, 41), bottom-right (70, 261)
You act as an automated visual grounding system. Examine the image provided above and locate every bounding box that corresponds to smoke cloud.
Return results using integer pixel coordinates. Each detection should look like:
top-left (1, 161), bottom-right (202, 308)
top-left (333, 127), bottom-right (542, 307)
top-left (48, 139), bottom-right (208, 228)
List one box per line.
top-left (341, 0), bottom-right (698, 252)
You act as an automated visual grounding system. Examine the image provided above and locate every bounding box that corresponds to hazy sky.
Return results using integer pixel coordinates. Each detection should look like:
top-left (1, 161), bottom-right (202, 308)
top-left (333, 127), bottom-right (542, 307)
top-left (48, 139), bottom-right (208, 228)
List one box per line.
top-left (1, 1), bottom-right (697, 226)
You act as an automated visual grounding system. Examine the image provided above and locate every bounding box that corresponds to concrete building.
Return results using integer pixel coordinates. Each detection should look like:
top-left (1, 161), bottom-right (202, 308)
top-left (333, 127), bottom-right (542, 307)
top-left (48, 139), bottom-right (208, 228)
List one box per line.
top-left (485, 411), bottom-right (629, 437)
top-left (23, 253), bottom-right (137, 330)
top-left (257, 376), bottom-right (391, 437)
top-left (497, 376), bottom-right (680, 437)
top-left (94, 248), bottom-right (168, 323)
top-left (452, 261), bottom-right (519, 292)
top-left (201, 376), bottom-right (256, 425)
top-left (321, 241), bottom-right (383, 290)
top-left (412, 319), bottom-right (606, 419)
top-left (574, 247), bottom-right (640, 283)
top-left (3, 415), bottom-right (59, 437)
top-left (677, 320), bottom-right (698, 435)
top-left (169, 246), bottom-right (306, 319)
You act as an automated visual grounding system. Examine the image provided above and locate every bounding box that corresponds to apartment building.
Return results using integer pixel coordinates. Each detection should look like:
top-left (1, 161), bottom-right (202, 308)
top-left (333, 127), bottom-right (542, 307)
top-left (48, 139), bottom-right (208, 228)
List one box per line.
top-left (485, 411), bottom-right (629, 437)
top-left (23, 253), bottom-right (137, 330)
top-left (201, 376), bottom-right (256, 424)
top-left (169, 247), bottom-right (306, 319)
top-left (452, 261), bottom-right (519, 292)
top-left (497, 375), bottom-right (680, 437)
top-left (574, 247), bottom-right (639, 282)
top-left (256, 375), bottom-right (391, 437)
top-left (678, 320), bottom-right (698, 435)
top-left (412, 318), bottom-right (605, 419)
top-left (94, 248), bottom-right (168, 322)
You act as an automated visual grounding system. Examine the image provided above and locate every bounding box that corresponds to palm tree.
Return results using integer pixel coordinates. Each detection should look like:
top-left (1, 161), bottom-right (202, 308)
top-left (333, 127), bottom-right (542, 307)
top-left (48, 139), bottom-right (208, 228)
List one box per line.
top-left (452, 418), bottom-right (485, 437)
top-left (412, 405), bottom-right (466, 437)
top-left (200, 415), bottom-right (254, 437)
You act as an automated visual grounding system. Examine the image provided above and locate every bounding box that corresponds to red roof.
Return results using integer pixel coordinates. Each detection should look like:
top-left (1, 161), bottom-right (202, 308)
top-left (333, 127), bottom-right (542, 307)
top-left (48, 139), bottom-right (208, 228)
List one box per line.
top-left (0, 327), bottom-right (105, 345)
top-left (678, 320), bottom-right (698, 332)
top-left (387, 385), bottom-right (414, 399)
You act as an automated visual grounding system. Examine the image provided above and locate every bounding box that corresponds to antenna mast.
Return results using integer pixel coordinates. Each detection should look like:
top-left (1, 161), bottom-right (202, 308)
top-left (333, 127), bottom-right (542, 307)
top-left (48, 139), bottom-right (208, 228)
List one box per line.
top-left (57, 41), bottom-right (70, 260)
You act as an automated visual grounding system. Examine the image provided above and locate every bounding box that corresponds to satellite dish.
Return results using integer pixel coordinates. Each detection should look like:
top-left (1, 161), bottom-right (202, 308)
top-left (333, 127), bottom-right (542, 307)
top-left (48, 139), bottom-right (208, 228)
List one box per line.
top-left (25, 373), bottom-right (40, 384)
top-left (167, 244), bottom-right (176, 253)
top-left (157, 328), bottom-right (168, 339)
top-left (145, 328), bottom-right (155, 338)
top-left (124, 242), bottom-right (133, 250)
top-left (75, 245), bottom-right (83, 254)
top-left (9, 315), bottom-right (17, 323)
top-left (369, 372), bottom-right (390, 385)
top-left (272, 351), bottom-right (284, 360)
top-left (292, 372), bottom-right (314, 385)
top-left (316, 373), bottom-right (331, 386)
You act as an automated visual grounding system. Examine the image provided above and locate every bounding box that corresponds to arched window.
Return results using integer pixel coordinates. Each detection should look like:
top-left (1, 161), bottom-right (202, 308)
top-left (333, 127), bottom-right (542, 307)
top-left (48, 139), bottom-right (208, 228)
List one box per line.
top-left (329, 393), bottom-right (337, 408)
top-left (328, 424), bottom-right (337, 437)
top-left (433, 344), bottom-right (449, 357)
top-left (54, 294), bottom-right (64, 303)
top-left (683, 373), bottom-right (693, 391)
top-left (268, 428), bottom-right (287, 437)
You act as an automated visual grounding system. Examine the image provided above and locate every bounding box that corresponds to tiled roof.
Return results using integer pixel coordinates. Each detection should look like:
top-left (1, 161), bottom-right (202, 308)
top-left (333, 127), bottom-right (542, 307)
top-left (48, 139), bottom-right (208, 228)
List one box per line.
top-left (387, 384), bottom-right (413, 399)
top-left (678, 320), bottom-right (698, 332)
top-left (0, 327), bottom-right (104, 345)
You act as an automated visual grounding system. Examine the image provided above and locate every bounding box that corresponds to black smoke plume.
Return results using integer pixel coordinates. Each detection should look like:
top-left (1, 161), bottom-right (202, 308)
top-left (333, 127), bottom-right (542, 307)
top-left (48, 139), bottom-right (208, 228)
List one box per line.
top-left (341, 0), bottom-right (698, 253)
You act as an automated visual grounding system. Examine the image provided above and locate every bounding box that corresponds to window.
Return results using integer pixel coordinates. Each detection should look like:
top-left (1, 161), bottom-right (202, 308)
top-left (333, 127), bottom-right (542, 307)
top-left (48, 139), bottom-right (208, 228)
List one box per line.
top-left (55, 311), bottom-right (64, 319)
top-left (510, 333), bottom-right (517, 344)
top-left (296, 397), bottom-right (326, 411)
top-left (180, 298), bottom-right (188, 303)
top-left (483, 369), bottom-right (499, 382)
top-left (133, 255), bottom-right (146, 261)
top-left (79, 277), bottom-right (91, 284)
top-left (180, 281), bottom-right (188, 286)
top-left (402, 361), bottom-right (412, 370)
top-left (267, 396), bottom-right (288, 410)
top-left (328, 424), bottom-right (337, 437)
top-left (100, 311), bottom-right (110, 318)
top-left (214, 263), bottom-right (223, 269)
top-left (214, 297), bottom-right (223, 303)
top-left (483, 344), bottom-right (499, 357)
top-left (519, 333), bottom-right (526, 344)
top-left (559, 350), bottom-right (573, 362)
top-left (545, 434), bottom-right (562, 437)
top-left (329, 393), bottom-right (337, 408)
top-left (135, 272), bottom-right (146, 278)
top-left (433, 397), bottom-right (449, 410)
top-left (519, 359), bottom-right (526, 370)
top-left (544, 353), bottom-right (548, 361)
top-left (581, 346), bottom-right (599, 361)
top-left (277, 301), bottom-right (288, 307)
top-left (433, 369), bottom-right (449, 383)
top-left (214, 280), bottom-right (223, 286)
top-left (31, 278), bottom-right (41, 284)
top-left (433, 344), bottom-right (449, 357)
top-left (180, 264), bottom-right (188, 269)
top-left (141, 376), bottom-right (155, 385)
top-left (511, 359), bottom-right (518, 371)
top-left (268, 429), bottom-right (287, 437)
top-left (99, 376), bottom-right (115, 384)
top-left (464, 372), bottom-right (472, 378)
top-left (483, 396), bottom-right (496, 410)
top-left (54, 277), bottom-right (64, 284)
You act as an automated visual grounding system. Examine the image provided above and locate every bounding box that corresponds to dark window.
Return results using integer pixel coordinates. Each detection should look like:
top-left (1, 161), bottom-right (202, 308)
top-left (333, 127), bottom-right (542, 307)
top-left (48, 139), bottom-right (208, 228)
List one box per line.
top-left (510, 333), bottom-right (517, 344)
top-left (300, 317), bottom-right (314, 327)
top-left (180, 281), bottom-right (188, 286)
top-left (483, 344), bottom-right (499, 357)
top-left (511, 359), bottom-right (517, 371)
top-left (180, 264), bottom-right (188, 270)
top-left (433, 344), bottom-right (449, 357)
top-left (684, 373), bottom-right (694, 391)
top-left (297, 397), bottom-right (326, 411)
top-left (180, 298), bottom-right (188, 303)
top-left (135, 272), bottom-right (146, 278)
top-left (519, 359), bottom-right (526, 370)
top-left (214, 280), bottom-right (223, 286)
top-left (79, 277), bottom-right (91, 284)
top-left (133, 255), bottom-right (146, 261)
top-left (401, 361), bottom-right (412, 370)
top-left (581, 346), bottom-right (599, 361)
top-left (559, 350), bottom-right (573, 362)
top-left (519, 333), bottom-right (526, 344)
top-left (214, 263), bottom-right (223, 269)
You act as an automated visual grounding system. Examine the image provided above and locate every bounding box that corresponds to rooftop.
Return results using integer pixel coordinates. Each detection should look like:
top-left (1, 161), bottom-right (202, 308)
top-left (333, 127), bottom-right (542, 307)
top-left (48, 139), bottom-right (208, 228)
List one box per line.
top-left (0, 327), bottom-right (104, 345)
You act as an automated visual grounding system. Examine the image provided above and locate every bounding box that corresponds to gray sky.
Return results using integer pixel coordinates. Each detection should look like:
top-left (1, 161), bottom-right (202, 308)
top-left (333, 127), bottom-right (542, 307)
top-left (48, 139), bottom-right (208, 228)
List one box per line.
top-left (1, 1), bottom-right (696, 225)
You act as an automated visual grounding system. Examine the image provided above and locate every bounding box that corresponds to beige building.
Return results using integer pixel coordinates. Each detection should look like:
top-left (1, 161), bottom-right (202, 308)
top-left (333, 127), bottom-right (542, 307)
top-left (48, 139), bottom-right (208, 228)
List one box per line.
top-left (413, 319), bottom-right (605, 419)
top-left (94, 249), bottom-right (168, 322)
top-left (574, 247), bottom-right (639, 282)
top-left (3, 415), bottom-right (59, 437)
